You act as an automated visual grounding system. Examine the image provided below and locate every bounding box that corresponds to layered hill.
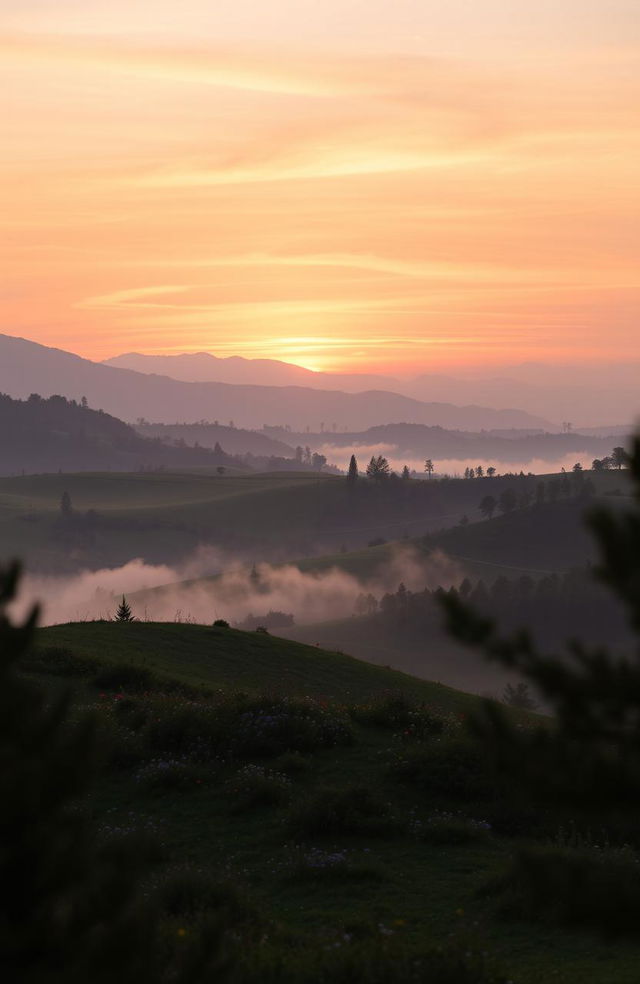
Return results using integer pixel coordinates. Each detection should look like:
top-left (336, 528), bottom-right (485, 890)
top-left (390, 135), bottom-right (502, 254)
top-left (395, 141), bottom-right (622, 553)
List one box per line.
top-left (269, 422), bottom-right (618, 465)
top-left (0, 392), bottom-right (240, 476)
top-left (0, 333), bottom-right (554, 432)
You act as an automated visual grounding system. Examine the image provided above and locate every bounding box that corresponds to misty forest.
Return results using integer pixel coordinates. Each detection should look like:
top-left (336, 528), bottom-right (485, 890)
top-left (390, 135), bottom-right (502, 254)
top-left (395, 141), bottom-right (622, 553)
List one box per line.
top-left (3, 2), bottom-right (640, 982)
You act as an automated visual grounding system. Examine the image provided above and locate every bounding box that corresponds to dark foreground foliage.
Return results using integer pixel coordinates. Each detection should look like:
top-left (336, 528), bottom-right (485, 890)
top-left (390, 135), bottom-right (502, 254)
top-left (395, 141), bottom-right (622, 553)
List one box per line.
top-left (0, 562), bottom-right (229, 984)
top-left (439, 436), bottom-right (640, 937)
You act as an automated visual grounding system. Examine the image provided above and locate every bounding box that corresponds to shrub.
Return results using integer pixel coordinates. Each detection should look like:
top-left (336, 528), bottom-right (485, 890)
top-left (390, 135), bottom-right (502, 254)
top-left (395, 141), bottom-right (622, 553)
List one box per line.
top-left (282, 846), bottom-right (385, 884)
top-left (135, 693), bottom-right (353, 762)
top-left (393, 738), bottom-right (495, 801)
top-left (157, 869), bottom-right (259, 935)
top-left (23, 646), bottom-right (98, 677)
top-left (488, 843), bottom-right (640, 936)
top-left (243, 938), bottom-right (508, 984)
top-left (420, 814), bottom-right (491, 845)
top-left (134, 757), bottom-right (207, 791)
top-left (287, 786), bottom-right (398, 838)
top-left (352, 692), bottom-right (416, 728)
top-left (271, 751), bottom-right (311, 776)
top-left (226, 764), bottom-right (292, 811)
top-left (93, 663), bottom-right (155, 693)
top-left (212, 619), bottom-right (229, 628)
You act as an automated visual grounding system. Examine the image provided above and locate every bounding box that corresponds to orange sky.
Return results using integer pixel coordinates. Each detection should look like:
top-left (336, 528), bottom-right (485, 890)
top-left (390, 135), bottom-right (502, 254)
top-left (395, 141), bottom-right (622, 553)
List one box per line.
top-left (1, 2), bottom-right (639, 373)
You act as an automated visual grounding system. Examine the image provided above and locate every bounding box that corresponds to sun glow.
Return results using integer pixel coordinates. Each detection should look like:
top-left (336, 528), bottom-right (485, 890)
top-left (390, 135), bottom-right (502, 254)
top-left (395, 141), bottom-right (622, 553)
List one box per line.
top-left (1, 2), bottom-right (639, 371)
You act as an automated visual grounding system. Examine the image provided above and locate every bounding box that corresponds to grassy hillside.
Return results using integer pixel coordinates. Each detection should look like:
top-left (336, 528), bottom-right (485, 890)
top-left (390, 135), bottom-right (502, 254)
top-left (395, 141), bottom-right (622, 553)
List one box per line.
top-left (0, 466), bottom-right (630, 579)
top-left (36, 621), bottom-right (474, 709)
top-left (0, 470), bottom-right (337, 572)
top-left (24, 618), bottom-right (640, 983)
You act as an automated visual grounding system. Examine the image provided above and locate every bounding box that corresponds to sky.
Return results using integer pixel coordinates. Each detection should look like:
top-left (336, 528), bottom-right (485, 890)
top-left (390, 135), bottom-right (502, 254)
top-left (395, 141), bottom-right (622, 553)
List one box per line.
top-left (1, 1), bottom-right (639, 373)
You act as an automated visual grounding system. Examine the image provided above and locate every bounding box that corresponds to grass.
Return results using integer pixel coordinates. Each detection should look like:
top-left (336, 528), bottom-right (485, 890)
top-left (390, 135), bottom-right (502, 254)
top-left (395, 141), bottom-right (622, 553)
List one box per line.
top-left (36, 621), bottom-right (477, 709)
top-left (4, 467), bottom-right (629, 577)
top-left (23, 619), bottom-right (640, 983)
top-left (0, 470), bottom-right (338, 572)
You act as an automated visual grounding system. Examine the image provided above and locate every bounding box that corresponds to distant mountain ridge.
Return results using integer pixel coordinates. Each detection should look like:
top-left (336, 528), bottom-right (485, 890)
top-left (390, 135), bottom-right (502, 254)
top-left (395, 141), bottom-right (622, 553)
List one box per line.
top-left (105, 350), bottom-right (640, 428)
top-left (0, 333), bottom-right (555, 432)
top-left (104, 351), bottom-right (395, 393)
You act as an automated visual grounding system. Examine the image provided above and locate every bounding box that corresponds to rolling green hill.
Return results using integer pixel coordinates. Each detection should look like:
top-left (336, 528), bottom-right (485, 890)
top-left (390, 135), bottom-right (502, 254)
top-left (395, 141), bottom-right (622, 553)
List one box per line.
top-left (25, 617), bottom-right (640, 984)
top-left (36, 621), bottom-right (475, 710)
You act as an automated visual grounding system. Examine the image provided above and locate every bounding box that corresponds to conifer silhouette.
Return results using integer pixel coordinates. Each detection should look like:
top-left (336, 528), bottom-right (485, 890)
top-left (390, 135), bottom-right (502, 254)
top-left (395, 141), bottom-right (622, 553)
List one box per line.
top-left (115, 595), bottom-right (134, 622)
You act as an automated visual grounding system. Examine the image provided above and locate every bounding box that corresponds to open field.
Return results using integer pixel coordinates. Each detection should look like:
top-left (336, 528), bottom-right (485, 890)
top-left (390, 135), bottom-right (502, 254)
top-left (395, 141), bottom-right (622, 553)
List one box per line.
top-left (23, 619), bottom-right (640, 984)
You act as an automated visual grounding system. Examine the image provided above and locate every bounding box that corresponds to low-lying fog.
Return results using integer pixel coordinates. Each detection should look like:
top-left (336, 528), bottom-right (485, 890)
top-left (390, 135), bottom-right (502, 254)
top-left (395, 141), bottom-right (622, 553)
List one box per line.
top-left (318, 445), bottom-right (605, 478)
top-left (16, 545), bottom-right (463, 628)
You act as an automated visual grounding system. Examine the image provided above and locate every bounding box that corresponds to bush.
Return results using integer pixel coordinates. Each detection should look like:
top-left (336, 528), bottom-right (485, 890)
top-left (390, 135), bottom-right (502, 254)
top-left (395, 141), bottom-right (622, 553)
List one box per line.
top-left (271, 751), bottom-right (311, 776)
top-left (394, 738), bottom-right (495, 801)
top-left (282, 846), bottom-right (385, 884)
top-left (134, 757), bottom-right (207, 791)
top-left (23, 646), bottom-right (98, 677)
top-left (158, 869), bottom-right (257, 928)
top-left (489, 843), bottom-right (640, 936)
top-left (352, 692), bottom-right (415, 728)
top-left (420, 814), bottom-right (491, 845)
top-left (226, 764), bottom-right (292, 811)
top-left (243, 938), bottom-right (508, 984)
top-left (288, 786), bottom-right (398, 838)
top-left (129, 692), bottom-right (353, 763)
top-left (93, 663), bottom-right (155, 693)
top-left (212, 619), bottom-right (229, 628)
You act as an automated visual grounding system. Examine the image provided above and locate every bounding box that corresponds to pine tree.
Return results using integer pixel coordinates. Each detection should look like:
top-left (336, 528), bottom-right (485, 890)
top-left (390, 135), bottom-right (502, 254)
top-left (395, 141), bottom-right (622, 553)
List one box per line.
top-left (60, 490), bottom-right (72, 517)
top-left (439, 436), bottom-right (640, 933)
top-left (115, 595), bottom-right (134, 622)
top-left (347, 454), bottom-right (358, 483)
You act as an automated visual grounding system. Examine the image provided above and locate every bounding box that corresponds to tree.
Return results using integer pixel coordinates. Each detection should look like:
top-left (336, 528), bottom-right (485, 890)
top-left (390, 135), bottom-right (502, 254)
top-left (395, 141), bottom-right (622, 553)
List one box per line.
top-left (424, 459), bottom-right (434, 479)
top-left (572, 462), bottom-right (583, 473)
top-left (498, 488), bottom-right (517, 514)
top-left (476, 466), bottom-right (484, 478)
top-left (347, 454), bottom-right (358, 483)
top-left (502, 682), bottom-right (538, 710)
top-left (311, 452), bottom-right (327, 471)
top-left (486, 466), bottom-right (496, 478)
top-left (439, 437), bottom-right (640, 933)
top-left (612, 446), bottom-right (629, 470)
top-left (60, 490), bottom-right (72, 518)
top-left (479, 494), bottom-right (497, 520)
top-left (366, 455), bottom-right (390, 481)
top-left (592, 458), bottom-right (604, 472)
top-left (114, 595), bottom-right (135, 622)
top-left (0, 563), bottom-right (226, 982)
top-left (401, 465), bottom-right (411, 481)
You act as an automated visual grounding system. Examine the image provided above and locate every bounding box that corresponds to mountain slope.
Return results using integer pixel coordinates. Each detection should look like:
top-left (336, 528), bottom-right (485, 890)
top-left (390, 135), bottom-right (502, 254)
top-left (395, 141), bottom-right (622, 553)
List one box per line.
top-left (0, 333), bottom-right (555, 431)
top-left (104, 350), bottom-right (396, 392)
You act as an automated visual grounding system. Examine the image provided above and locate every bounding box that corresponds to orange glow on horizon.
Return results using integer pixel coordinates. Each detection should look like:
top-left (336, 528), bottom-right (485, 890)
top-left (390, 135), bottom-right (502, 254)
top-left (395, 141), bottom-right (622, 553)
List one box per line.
top-left (1, 2), bottom-right (639, 373)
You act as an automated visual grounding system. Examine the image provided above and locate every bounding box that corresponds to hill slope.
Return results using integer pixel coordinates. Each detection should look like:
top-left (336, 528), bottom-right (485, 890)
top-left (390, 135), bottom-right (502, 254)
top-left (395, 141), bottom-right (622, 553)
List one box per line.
top-left (36, 621), bottom-right (474, 709)
top-left (0, 392), bottom-right (243, 476)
